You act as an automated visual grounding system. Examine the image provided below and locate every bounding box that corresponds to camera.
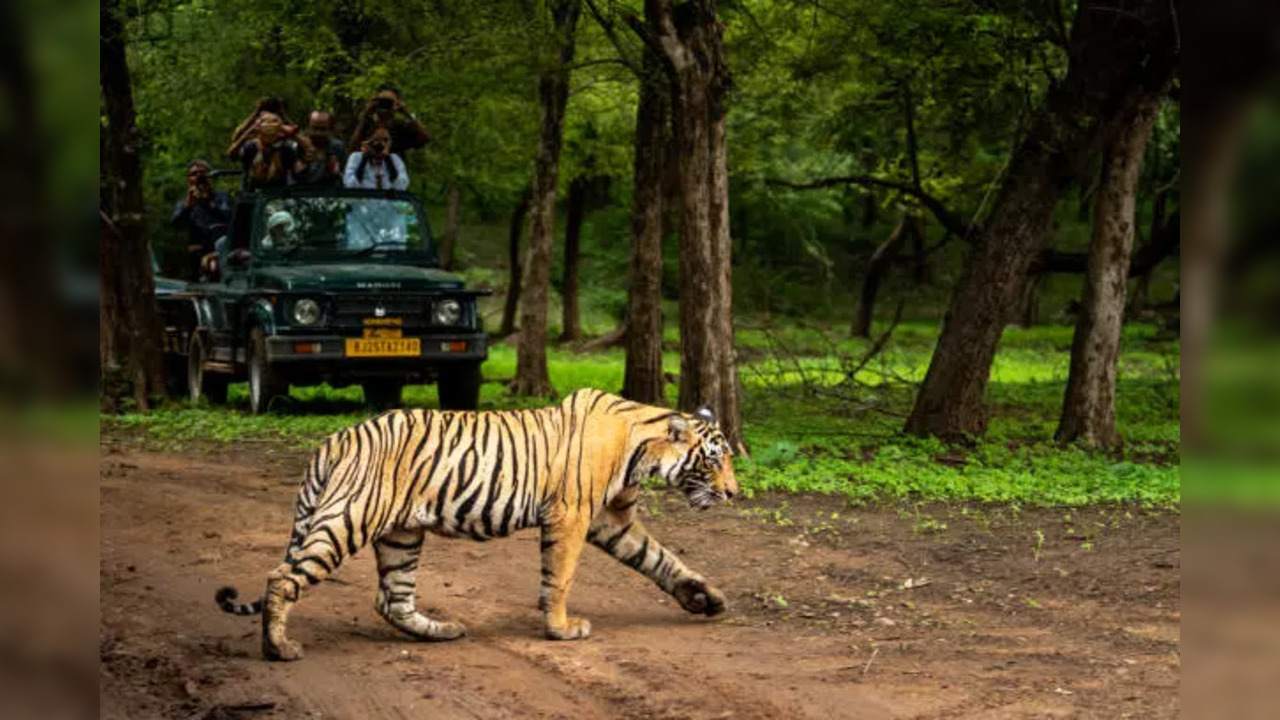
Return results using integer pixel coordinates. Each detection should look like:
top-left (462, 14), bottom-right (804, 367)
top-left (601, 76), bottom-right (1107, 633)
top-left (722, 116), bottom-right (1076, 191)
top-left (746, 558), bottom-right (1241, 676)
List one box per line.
top-left (369, 141), bottom-right (387, 154)
top-left (374, 97), bottom-right (394, 111)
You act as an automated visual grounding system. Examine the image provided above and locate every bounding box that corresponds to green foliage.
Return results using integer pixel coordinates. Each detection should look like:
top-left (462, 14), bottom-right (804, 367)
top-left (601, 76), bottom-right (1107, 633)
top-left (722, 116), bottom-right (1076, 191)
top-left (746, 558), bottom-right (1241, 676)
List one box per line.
top-left (119, 0), bottom-right (1179, 324)
top-left (108, 322), bottom-right (1179, 507)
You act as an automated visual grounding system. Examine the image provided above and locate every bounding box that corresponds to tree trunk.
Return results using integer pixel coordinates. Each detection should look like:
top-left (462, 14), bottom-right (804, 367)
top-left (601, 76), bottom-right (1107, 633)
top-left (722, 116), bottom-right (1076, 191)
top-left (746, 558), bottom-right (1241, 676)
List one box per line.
top-left (1126, 190), bottom-right (1167, 317)
top-left (852, 214), bottom-right (910, 338)
top-left (904, 139), bottom-right (1062, 438)
top-left (500, 188), bottom-right (532, 337)
top-left (512, 0), bottom-right (580, 397)
top-left (708, 82), bottom-right (744, 453)
top-left (100, 0), bottom-right (165, 412)
top-left (559, 175), bottom-right (587, 342)
top-left (622, 53), bottom-right (670, 405)
top-left (1056, 94), bottom-right (1162, 448)
top-left (1017, 273), bottom-right (1042, 328)
top-left (904, 0), bottom-right (1178, 439)
top-left (640, 0), bottom-right (743, 450)
top-left (439, 181), bottom-right (461, 271)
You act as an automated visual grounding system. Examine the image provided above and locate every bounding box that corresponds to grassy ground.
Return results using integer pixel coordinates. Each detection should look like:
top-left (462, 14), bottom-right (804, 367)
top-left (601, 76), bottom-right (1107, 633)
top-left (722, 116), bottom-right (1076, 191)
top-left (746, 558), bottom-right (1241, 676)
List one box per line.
top-left (106, 320), bottom-right (1180, 508)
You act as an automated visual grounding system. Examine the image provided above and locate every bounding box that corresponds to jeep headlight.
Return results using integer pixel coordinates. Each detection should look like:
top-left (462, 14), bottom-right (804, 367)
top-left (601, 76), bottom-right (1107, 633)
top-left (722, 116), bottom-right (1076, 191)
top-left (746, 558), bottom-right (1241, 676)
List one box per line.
top-left (291, 298), bottom-right (321, 326)
top-left (432, 298), bottom-right (462, 326)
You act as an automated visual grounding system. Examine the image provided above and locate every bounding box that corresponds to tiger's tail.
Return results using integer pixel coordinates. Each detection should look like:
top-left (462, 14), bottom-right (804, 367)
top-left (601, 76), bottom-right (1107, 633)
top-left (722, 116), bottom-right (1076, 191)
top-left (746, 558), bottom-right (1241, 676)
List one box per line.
top-left (214, 439), bottom-right (339, 617)
top-left (215, 586), bottom-right (263, 615)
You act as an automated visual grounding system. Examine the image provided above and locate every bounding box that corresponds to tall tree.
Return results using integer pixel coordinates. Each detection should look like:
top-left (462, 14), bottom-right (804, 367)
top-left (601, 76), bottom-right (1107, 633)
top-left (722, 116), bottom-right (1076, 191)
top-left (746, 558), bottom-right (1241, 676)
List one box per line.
top-left (622, 51), bottom-right (671, 405)
top-left (558, 174), bottom-right (588, 342)
top-left (101, 0), bottom-right (165, 411)
top-left (1056, 94), bottom-right (1164, 448)
top-left (631, 0), bottom-right (744, 451)
top-left (439, 181), bottom-right (462, 271)
top-left (904, 0), bottom-right (1178, 439)
top-left (500, 188), bottom-right (533, 338)
top-left (512, 0), bottom-right (581, 396)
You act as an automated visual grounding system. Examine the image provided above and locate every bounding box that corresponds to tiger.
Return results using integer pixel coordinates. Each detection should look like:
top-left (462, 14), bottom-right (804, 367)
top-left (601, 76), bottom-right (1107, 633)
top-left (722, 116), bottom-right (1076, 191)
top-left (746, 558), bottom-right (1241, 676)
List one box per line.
top-left (215, 388), bottom-right (738, 661)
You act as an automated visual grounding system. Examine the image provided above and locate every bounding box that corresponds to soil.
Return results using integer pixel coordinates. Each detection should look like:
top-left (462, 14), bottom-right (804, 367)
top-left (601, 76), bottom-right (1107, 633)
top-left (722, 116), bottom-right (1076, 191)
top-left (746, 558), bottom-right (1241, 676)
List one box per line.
top-left (100, 434), bottom-right (1179, 719)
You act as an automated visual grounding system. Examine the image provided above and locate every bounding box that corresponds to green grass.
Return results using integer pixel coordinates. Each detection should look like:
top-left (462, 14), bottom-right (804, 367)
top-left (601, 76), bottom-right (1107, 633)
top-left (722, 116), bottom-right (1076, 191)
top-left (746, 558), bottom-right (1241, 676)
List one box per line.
top-left (105, 321), bottom-right (1180, 507)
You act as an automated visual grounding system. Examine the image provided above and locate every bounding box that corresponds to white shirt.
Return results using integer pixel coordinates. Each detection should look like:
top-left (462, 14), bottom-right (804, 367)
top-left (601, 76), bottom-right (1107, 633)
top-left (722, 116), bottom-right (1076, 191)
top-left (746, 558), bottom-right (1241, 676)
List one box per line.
top-left (343, 152), bottom-right (409, 190)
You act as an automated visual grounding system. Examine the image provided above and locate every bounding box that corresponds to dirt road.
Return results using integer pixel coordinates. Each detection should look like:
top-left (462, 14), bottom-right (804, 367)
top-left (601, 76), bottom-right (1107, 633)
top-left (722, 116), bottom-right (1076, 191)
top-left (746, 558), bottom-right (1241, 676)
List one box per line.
top-left (100, 438), bottom-right (1178, 719)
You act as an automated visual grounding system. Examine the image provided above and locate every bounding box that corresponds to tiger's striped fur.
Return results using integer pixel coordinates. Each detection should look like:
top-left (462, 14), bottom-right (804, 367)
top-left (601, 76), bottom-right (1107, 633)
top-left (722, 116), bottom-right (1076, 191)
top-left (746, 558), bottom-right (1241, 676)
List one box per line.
top-left (215, 388), bottom-right (738, 661)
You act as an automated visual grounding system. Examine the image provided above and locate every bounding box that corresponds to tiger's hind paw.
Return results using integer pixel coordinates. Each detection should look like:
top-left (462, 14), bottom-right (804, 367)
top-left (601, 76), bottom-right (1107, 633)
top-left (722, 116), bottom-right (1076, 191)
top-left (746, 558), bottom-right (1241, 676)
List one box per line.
top-left (263, 638), bottom-right (304, 662)
top-left (545, 616), bottom-right (592, 641)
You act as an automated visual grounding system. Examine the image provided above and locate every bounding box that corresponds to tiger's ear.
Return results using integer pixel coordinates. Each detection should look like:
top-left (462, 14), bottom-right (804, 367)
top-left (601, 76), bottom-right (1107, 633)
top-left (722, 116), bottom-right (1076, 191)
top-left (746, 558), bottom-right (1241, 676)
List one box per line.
top-left (667, 415), bottom-right (691, 442)
top-left (694, 406), bottom-right (716, 425)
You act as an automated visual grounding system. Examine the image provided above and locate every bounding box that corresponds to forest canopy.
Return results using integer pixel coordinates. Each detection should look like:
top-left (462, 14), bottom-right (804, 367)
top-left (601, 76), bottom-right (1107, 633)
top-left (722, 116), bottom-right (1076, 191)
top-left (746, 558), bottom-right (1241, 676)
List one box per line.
top-left (125, 0), bottom-right (1176, 317)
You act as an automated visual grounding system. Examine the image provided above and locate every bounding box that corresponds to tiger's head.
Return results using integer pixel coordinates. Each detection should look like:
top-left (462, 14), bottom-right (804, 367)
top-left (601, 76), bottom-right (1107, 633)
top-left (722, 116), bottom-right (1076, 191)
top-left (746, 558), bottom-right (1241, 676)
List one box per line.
top-left (654, 408), bottom-right (739, 510)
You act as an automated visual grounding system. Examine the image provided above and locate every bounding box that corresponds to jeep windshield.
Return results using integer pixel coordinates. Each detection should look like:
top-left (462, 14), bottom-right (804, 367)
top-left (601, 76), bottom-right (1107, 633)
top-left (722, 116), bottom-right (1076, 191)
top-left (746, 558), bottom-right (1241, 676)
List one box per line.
top-left (254, 195), bottom-right (428, 261)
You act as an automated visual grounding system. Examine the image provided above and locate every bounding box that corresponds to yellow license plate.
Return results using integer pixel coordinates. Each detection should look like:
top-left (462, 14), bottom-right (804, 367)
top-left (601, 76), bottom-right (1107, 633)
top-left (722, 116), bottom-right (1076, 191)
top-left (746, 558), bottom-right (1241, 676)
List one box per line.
top-left (345, 338), bottom-right (421, 357)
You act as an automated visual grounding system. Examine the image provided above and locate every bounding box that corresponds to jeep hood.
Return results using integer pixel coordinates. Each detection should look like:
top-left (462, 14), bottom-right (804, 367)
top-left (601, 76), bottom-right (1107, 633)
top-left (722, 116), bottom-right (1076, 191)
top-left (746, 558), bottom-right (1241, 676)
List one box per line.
top-left (252, 264), bottom-right (465, 292)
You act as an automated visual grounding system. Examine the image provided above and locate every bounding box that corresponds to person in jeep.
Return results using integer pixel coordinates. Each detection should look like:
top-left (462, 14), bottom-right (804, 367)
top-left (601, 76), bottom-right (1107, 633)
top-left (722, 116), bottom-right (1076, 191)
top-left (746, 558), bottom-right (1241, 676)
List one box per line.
top-left (238, 112), bottom-right (306, 189)
top-left (349, 85), bottom-right (431, 159)
top-left (299, 110), bottom-right (346, 187)
top-left (171, 159), bottom-right (231, 280)
top-left (343, 127), bottom-right (408, 191)
top-left (228, 97), bottom-right (301, 158)
top-left (260, 210), bottom-right (299, 250)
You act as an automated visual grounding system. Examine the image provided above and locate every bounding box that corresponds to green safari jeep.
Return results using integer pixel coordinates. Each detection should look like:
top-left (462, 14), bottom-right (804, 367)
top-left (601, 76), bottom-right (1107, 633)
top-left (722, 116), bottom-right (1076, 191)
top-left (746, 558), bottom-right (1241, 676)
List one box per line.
top-left (159, 187), bottom-right (488, 413)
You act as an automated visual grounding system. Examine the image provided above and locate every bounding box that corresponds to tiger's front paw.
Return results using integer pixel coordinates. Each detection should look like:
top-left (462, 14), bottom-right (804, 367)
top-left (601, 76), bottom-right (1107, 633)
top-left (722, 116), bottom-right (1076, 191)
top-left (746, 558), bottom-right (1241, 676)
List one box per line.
top-left (545, 616), bottom-right (592, 641)
top-left (673, 577), bottom-right (727, 617)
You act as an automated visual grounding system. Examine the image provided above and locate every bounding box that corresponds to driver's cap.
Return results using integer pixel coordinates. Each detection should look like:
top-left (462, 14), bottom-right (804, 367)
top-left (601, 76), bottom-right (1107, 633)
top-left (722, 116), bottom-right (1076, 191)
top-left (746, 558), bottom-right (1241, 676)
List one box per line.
top-left (267, 210), bottom-right (295, 232)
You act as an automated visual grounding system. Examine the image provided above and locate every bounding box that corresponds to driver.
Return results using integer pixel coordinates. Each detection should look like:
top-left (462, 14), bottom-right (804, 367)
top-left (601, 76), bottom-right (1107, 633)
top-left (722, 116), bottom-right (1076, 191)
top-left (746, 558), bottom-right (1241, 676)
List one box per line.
top-left (261, 210), bottom-right (298, 250)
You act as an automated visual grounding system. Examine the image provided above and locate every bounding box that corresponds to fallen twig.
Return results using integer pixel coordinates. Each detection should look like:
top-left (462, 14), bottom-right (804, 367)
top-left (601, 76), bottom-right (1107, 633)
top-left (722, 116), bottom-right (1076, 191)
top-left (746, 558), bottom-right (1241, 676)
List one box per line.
top-left (862, 647), bottom-right (880, 675)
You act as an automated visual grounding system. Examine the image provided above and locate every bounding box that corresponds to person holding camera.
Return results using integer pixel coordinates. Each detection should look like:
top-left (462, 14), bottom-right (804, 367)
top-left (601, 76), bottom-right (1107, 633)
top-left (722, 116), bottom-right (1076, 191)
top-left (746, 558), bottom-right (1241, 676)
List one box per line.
top-left (343, 127), bottom-right (409, 191)
top-left (227, 97), bottom-right (304, 160)
top-left (239, 112), bottom-right (306, 189)
top-left (342, 127), bottom-right (410, 251)
top-left (170, 159), bottom-right (231, 280)
top-left (349, 85), bottom-right (431, 159)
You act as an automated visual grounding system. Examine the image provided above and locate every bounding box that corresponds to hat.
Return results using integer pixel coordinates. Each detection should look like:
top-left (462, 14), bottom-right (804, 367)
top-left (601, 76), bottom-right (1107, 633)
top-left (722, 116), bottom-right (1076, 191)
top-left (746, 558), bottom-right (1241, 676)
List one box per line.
top-left (267, 211), bottom-right (295, 232)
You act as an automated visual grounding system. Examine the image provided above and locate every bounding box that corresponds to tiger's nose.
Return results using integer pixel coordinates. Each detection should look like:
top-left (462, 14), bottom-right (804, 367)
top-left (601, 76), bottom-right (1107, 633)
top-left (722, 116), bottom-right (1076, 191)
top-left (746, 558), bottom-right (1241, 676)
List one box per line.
top-left (724, 487), bottom-right (735, 499)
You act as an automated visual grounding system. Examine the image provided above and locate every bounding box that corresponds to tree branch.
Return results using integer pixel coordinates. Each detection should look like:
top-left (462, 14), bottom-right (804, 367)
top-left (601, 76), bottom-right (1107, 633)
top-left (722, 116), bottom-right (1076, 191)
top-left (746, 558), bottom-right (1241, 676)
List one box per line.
top-left (581, 0), bottom-right (643, 75)
top-left (1028, 210), bottom-right (1181, 277)
top-left (767, 175), bottom-right (975, 239)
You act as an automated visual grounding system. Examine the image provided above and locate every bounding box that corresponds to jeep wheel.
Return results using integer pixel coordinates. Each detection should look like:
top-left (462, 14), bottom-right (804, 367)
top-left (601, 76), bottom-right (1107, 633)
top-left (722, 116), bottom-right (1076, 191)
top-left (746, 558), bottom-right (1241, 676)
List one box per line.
top-left (437, 362), bottom-right (481, 411)
top-left (362, 380), bottom-right (403, 412)
top-left (248, 328), bottom-right (289, 414)
top-left (187, 333), bottom-right (227, 405)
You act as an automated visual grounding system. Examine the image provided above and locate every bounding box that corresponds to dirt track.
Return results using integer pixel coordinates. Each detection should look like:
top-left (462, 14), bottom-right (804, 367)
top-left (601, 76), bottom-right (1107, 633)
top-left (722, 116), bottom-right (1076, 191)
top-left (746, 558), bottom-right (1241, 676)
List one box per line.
top-left (100, 437), bottom-right (1179, 719)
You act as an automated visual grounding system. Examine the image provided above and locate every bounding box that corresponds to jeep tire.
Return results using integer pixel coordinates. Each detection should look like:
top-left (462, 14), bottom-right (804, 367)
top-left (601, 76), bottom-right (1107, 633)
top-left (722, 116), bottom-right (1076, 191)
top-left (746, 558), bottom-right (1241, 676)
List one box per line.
top-left (188, 333), bottom-right (228, 405)
top-left (248, 327), bottom-right (289, 414)
top-left (438, 362), bottom-right (482, 411)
